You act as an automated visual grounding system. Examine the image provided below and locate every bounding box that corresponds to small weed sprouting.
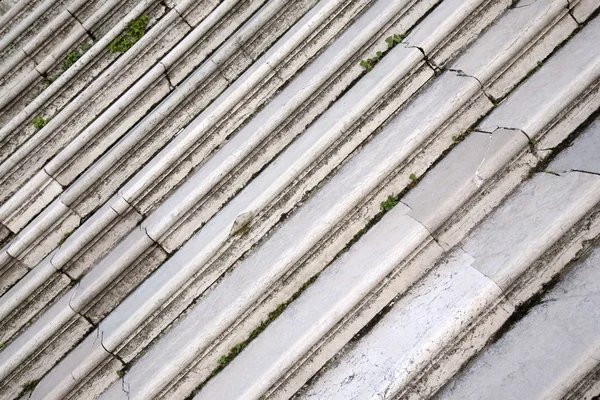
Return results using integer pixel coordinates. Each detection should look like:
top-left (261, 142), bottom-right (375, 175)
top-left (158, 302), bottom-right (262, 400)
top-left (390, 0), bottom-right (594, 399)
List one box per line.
top-left (116, 369), bottom-right (125, 378)
top-left (63, 42), bottom-right (92, 70)
top-left (58, 230), bottom-right (74, 246)
top-left (360, 59), bottom-right (376, 72)
top-left (452, 135), bottom-right (458, 142)
top-left (20, 379), bottom-right (40, 396)
top-left (380, 195), bottom-right (399, 211)
top-left (385, 33), bottom-right (406, 49)
top-left (110, 14), bottom-right (149, 54)
top-left (33, 116), bottom-right (48, 130)
top-left (205, 273), bottom-right (321, 385)
top-left (0, 342), bottom-right (5, 350)
top-left (409, 173), bottom-right (417, 181)
top-left (360, 33), bottom-right (406, 73)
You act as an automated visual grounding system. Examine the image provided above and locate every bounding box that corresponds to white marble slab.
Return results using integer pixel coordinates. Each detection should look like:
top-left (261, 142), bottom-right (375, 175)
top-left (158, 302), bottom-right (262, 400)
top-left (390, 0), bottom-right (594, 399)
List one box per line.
top-left (438, 244), bottom-right (600, 400)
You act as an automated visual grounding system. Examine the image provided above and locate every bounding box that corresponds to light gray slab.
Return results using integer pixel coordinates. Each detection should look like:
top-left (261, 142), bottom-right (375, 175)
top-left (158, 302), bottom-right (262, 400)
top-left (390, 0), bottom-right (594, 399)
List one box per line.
top-left (404, 0), bottom-right (485, 54)
top-left (141, 0), bottom-right (418, 240)
top-left (195, 204), bottom-right (430, 399)
top-left (438, 244), bottom-right (600, 400)
top-left (99, 44), bottom-right (426, 353)
top-left (30, 328), bottom-right (115, 400)
top-left (451, 0), bottom-right (567, 82)
top-left (478, 17), bottom-right (600, 134)
top-left (403, 129), bottom-right (528, 231)
top-left (101, 71), bottom-right (478, 400)
top-left (0, 292), bottom-right (78, 382)
top-left (463, 171), bottom-right (600, 289)
top-left (548, 118), bottom-right (600, 174)
top-left (299, 249), bottom-right (501, 400)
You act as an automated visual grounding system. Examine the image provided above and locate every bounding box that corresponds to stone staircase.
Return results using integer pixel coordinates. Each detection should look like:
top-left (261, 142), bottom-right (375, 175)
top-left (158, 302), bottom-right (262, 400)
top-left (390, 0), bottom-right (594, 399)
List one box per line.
top-left (0, 0), bottom-right (598, 399)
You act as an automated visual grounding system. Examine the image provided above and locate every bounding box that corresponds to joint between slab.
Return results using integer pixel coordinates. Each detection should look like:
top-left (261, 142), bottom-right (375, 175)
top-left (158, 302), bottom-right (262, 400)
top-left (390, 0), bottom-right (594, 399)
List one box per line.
top-left (172, 7), bottom-right (192, 29)
top-left (407, 45), bottom-right (441, 73)
top-left (65, 8), bottom-right (97, 41)
top-left (159, 61), bottom-right (175, 91)
top-left (448, 68), bottom-right (497, 104)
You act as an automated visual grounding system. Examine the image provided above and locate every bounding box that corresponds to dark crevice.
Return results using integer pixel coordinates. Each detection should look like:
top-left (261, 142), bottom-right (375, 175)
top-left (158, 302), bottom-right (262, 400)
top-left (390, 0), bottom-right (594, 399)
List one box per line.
top-left (66, 9), bottom-right (97, 41)
top-left (160, 61), bottom-right (175, 90)
top-left (170, 4), bottom-right (193, 29)
top-left (448, 68), bottom-right (497, 104)
top-left (529, 107), bottom-right (600, 177)
top-left (410, 45), bottom-right (441, 73)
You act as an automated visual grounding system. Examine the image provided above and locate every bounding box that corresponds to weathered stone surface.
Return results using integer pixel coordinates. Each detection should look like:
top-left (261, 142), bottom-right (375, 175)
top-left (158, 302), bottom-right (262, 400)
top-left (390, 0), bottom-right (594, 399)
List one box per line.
top-left (548, 118), bottom-right (600, 174)
top-left (438, 244), bottom-right (600, 400)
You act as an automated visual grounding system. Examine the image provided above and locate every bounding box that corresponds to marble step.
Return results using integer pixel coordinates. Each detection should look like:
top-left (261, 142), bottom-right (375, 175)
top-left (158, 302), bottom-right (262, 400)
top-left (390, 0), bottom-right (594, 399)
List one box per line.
top-left (0, 0), bottom-right (164, 129)
top-left (193, 12), bottom-right (600, 400)
top-left (0, 0), bottom-right (236, 203)
top-left (0, 1), bottom-right (442, 398)
top-left (0, 0), bottom-right (404, 396)
top-left (299, 158), bottom-right (600, 400)
top-left (0, 0), bottom-right (431, 342)
top-left (436, 120), bottom-right (600, 400)
top-left (93, 1), bottom-right (582, 399)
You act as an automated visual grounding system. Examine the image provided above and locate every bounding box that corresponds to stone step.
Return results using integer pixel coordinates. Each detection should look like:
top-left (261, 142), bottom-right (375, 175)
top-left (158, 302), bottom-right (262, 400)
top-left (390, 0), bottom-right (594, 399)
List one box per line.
top-left (91, 1), bottom-right (585, 399)
top-left (0, 0), bottom-right (430, 343)
top-left (192, 11), bottom-right (600, 400)
top-left (435, 120), bottom-right (600, 400)
top-left (299, 159), bottom-right (600, 400)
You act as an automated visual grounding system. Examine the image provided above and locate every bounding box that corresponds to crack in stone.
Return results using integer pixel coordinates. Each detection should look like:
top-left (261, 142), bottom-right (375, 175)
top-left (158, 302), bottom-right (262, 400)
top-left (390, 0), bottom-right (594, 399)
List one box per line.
top-left (170, 3), bottom-right (193, 29)
top-left (66, 9), bottom-right (97, 42)
top-left (159, 61), bottom-right (175, 91)
top-left (448, 68), bottom-right (496, 104)
top-left (509, 0), bottom-right (539, 9)
top-left (407, 45), bottom-right (441, 73)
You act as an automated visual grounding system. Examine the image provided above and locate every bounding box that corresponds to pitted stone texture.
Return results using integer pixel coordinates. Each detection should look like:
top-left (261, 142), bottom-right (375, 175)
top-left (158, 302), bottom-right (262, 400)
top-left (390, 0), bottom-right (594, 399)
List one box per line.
top-left (437, 244), bottom-right (600, 400)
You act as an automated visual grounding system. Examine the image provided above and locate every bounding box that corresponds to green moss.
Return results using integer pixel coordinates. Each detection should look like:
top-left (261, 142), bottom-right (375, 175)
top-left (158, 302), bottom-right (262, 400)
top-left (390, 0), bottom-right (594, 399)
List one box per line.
top-left (0, 342), bottom-right (5, 350)
top-left (109, 14), bottom-right (150, 54)
top-left (380, 194), bottom-right (399, 211)
top-left (63, 42), bottom-right (92, 70)
top-left (19, 379), bottom-right (40, 397)
top-left (33, 116), bottom-right (48, 130)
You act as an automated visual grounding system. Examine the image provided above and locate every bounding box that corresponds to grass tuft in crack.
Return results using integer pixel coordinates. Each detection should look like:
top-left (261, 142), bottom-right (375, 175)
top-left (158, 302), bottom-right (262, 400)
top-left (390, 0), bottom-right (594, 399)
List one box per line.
top-left (380, 195), bottom-right (399, 211)
top-left (19, 379), bottom-right (40, 397)
top-left (63, 41), bottom-right (92, 70)
top-left (190, 273), bottom-right (321, 395)
top-left (360, 33), bottom-right (406, 72)
top-left (32, 116), bottom-right (48, 130)
top-left (110, 14), bottom-right (150, 54)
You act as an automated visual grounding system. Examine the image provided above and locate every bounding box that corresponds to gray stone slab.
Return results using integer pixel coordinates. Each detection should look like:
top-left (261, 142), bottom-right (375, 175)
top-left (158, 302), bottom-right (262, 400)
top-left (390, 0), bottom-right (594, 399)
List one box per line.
top-left (548, 118), bottom-right (600, 174)
top-left (299, 249), bottom-right (501, 400)
top-left (195, 204), bottom-right (429, 399)
top-left (464, 171), bottom-right (600, 289)
top-left (403, 129), bottom-right (527, 232)
top-left (404, 0), bottom-right (485, 54)
top-left (451, 0), bottom-right (568, 83)
top-left (438, 244), bottom-right (600, 400)
top-left (478, 16), bottom-right (600, 134)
